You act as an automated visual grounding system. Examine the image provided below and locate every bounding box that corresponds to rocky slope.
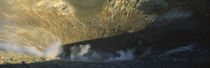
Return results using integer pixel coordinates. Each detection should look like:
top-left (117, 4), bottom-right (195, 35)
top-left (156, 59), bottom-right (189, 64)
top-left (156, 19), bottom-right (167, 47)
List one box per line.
top-left (0, 0), bottom-right (210, 67)
top-left (0, 0), bottom-right (156, 45)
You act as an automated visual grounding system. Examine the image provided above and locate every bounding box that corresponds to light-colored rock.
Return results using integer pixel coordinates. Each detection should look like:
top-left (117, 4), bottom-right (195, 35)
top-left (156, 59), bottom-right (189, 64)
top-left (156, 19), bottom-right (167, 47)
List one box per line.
top-left (45, 58), bottom-right (56, 61)
top-left (0, 61), bottom-right (4, 64)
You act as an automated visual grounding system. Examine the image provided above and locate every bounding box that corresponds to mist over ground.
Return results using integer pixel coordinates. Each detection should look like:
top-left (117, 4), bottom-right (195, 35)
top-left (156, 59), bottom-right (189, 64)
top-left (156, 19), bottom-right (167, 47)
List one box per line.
top-left (0, 0), bottom-right (210, 68)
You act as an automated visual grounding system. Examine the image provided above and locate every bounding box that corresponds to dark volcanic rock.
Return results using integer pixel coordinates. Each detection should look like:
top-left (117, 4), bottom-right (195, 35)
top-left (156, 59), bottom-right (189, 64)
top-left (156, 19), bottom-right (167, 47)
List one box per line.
top-left (0, 0), bottom-right (210, 67)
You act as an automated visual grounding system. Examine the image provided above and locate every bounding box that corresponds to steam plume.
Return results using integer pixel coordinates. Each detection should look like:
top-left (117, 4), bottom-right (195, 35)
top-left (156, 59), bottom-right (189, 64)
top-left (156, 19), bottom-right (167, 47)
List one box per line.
top-left (0, 41), bottom-right (62, 58)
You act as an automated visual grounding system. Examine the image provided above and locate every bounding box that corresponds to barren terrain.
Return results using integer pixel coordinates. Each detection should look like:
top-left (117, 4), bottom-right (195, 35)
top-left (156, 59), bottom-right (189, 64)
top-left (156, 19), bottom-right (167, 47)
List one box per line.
top-left (0, 0), bottom-right (210, 68)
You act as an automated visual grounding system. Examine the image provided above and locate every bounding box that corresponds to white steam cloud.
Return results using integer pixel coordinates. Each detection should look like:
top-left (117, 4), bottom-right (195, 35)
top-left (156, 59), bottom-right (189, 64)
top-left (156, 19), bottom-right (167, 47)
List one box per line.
top-left (0, 41), bottom-right (62, 58)
top-left (0, 42), bottom-right (135, 62)
top-left (43, 41), bottom-right (62, 58)
top-left (108, 49), bottom-right (134, 61)
top-left (70, 44), bottom-right (91, 61)
top-left (68, 44), bottom-right (135, 62)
